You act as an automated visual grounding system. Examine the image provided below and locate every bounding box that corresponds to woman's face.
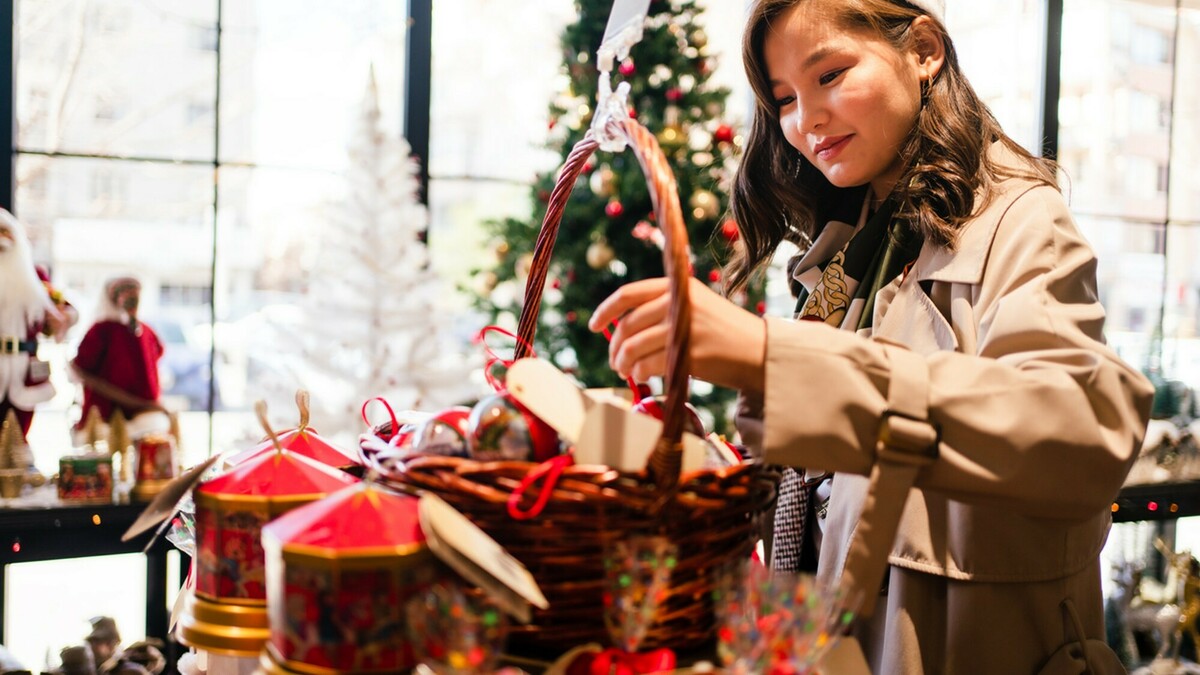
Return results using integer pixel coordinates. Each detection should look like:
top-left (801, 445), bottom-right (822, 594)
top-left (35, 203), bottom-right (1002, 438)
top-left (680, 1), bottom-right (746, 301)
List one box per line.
top-left (763, 5), bottom-right (925, 199)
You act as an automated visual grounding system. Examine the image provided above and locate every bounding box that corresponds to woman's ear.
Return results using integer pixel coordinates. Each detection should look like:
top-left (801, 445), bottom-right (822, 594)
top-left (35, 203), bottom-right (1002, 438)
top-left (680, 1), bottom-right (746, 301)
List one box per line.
top-left (909, 15), bottom-right (946, 82)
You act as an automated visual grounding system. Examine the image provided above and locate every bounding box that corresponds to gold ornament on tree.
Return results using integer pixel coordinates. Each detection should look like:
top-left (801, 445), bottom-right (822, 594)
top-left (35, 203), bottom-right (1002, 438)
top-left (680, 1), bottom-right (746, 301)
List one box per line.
top-left (657, 106), bottom-right (685, 148)
top-left (689, 189), bottom-right (720, 221)
top-left (586, 239), bottom-right (616, 270)
top-left (589, 164), bottom-right (618, 198)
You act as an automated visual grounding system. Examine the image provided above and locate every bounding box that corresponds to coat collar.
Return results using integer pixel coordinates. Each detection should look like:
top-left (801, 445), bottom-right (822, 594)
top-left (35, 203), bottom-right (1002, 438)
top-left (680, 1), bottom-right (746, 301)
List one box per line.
top-left (914, 142), bottom-right (1043, 285)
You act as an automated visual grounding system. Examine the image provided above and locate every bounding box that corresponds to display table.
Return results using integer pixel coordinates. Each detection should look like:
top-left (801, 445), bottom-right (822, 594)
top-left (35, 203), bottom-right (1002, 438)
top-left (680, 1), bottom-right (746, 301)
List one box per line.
top-left (0, 497), bottom-right (182, 648)
top-left (1113, 481), bottom-right (1200, 523)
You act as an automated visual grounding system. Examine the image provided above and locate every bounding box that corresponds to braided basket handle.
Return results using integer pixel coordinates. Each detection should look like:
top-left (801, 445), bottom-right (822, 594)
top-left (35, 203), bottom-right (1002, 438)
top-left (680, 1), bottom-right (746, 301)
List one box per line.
top-left (514, 120), bottom-right (691, 491)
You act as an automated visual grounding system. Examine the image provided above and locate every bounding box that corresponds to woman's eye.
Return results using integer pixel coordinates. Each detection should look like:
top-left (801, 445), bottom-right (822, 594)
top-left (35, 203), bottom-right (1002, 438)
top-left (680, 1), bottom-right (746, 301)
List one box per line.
top-left (819, 69), bottom-right (846, 86)
top-left (774, 94), bottom-right (795, 108)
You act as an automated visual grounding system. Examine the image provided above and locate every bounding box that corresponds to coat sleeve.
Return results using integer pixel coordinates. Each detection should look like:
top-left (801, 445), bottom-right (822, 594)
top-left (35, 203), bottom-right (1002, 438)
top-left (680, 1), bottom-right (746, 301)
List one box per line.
top-left (73, 325), bottom-right (106, 374)
top-left (760, 186), bottom-right (1154, 522)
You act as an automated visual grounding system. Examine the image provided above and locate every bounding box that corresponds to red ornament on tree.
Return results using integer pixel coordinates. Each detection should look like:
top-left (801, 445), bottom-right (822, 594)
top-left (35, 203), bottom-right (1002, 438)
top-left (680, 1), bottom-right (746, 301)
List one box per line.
top-left (707, 269), bottom-right (721, 283)
top-left (720, 218), bottom-right (740, 242)
top-left (628, 106), bottom-right (638, 119)
top-left (666, 88), bottom-right (684, 102)
top-left (619, 59), bottom-right (636, 76)
top-left (714, 124), bottom-right (735, 144)
top-left (756, 301), bottom-right (766, 315)
top-left (605, 200), bottom-right (625, 218)
top-left (566, 311), bottom-right (578, 322)
top-left (538, 189), bottom-right (551, 203)
top-left (583, 159), bottom-right (595, 173)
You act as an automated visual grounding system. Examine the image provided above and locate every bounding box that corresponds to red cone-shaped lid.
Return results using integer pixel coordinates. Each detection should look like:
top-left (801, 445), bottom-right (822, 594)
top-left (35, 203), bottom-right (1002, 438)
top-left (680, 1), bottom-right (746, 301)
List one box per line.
top-left (264, 483), bottom-right (425, 551)
top-left (226, 428), bottom-right (361, 468)
top-left (198, 448), bottom-right (359, 498)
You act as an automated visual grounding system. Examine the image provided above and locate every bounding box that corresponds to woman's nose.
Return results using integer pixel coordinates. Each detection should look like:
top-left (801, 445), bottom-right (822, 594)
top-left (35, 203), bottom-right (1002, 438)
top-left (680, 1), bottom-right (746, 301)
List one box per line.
top-left (796, 99), bottom-right (826, 135)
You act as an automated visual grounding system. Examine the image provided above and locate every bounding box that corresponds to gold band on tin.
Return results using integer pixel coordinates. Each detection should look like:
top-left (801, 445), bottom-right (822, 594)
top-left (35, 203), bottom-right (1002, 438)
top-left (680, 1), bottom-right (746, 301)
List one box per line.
top-left (177, 592), bottom-right (270, 656)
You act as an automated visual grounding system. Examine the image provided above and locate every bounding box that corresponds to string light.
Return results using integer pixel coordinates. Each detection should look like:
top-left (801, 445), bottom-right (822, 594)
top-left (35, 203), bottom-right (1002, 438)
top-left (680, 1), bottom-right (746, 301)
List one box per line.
top-left (10, 540), bottom-right (19, 553)
top-left (1148, 502), bottom-right (1159, 512)
top-left (1111, 503), bottom-right (1119, 513)
top-left (92, 514), bottom-right (102, 525)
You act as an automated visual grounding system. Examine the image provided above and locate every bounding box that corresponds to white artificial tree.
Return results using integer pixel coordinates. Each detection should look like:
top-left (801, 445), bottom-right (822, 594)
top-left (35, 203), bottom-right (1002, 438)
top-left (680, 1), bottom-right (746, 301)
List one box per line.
top-left (265, 68), bottom-right (482, 444)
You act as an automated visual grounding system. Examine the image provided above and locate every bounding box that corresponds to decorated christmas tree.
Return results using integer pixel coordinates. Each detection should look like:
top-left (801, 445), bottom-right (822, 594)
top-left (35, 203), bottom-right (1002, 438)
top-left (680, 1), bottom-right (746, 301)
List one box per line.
top-left (266, 69), bottom-right (481, 442)
top-left (472, 0), bottom-right (761, 433)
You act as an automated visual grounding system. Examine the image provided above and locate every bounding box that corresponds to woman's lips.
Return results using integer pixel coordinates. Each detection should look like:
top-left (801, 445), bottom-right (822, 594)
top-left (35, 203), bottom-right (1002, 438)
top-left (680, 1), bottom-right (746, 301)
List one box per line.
top-left (815, 135), bottom-right (852, 161)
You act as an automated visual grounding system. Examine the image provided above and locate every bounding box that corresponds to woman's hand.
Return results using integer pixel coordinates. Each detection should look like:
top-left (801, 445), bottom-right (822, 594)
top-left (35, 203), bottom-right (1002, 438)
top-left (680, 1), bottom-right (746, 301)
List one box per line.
top-left (588, 277), bottom-right (766, 393)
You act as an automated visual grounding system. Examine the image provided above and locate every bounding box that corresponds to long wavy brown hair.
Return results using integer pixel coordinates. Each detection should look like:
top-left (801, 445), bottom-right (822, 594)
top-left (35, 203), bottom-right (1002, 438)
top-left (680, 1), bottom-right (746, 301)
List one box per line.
top-left (725, 0), bottom-right (1057, 293)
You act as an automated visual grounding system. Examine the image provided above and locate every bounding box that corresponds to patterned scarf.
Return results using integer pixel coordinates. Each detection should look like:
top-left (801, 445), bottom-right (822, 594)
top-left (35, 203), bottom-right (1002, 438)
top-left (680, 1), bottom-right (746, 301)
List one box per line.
top-left (773, 191), bottom-right (924, 572)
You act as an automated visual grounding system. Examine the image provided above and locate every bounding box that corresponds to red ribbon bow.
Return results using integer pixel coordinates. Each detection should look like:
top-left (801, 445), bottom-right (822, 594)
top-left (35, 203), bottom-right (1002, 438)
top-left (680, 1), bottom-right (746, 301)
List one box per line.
top-left (567, 647), bottom-right (677, 675)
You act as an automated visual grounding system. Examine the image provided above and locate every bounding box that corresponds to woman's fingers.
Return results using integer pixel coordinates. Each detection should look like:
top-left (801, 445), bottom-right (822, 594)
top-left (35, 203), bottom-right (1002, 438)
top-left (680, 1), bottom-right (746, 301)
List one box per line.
top-left (611, 322), bottom-right (671, 378)
top-left (588, 278), bottom-right (671, 332)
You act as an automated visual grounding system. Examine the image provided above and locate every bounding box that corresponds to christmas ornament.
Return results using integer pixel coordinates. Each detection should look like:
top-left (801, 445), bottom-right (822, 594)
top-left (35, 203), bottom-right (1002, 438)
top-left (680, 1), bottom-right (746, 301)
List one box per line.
top-left (467, 392), bottom-right (560, 462)
top-left (714, 124), bottom-right (735, 144)
top-left (406, 580), bottom-right (510, 675)
top-left (411, 407), bottom-right (472, 458)
top-left (619, 59), bottom-right (636, 76)
top-left (689, 189), bottom-right (720, 221)
top-left (603, 535), bottom-right (678, 652)
top-left (691, 29), bottom-right (708, 50)
top-left (587, 239), bottom-right (617, 270)
top-left (665, 87), bottom-right (683, 103)
top-left (714, 563), bottom-right (854, 673)
top-left (604, 200), bottom-right (625, 218)
top-left (515, 252), bottom-right (535, 280)
top-left (707, 269), bottom-right (721, 284)
top-left (473, 271), bottom-right (499, 296)
top-left (589, 164), bottom-right (618, 198)
top-left (630, 396), bottom-right (707, 438)
top-left (721, 219), bottom-right (740, 242)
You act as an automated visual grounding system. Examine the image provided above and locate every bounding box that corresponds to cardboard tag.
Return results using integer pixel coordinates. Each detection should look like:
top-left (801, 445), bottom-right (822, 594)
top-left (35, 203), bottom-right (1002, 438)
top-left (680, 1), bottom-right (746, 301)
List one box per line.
top-left (419, 493), bottom-right (549, 624)
top-left (506, 358), bottom-right (592, 444)
top-left (506, 358), bottom-right (709, 473)
top-left (819, 636), bottom-right (871, 675)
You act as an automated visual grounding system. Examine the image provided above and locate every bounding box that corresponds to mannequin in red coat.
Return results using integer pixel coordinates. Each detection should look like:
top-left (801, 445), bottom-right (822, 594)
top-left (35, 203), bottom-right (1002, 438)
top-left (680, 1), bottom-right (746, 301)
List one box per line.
top-left (0, 209), bottom-right (76, 439)
top-left (72, 277), bottom-right (166, 432)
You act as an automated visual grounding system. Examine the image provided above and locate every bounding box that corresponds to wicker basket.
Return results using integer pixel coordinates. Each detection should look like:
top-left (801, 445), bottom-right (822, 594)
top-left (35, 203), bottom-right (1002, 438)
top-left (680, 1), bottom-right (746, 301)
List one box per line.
top-left (377, 119), bottom-right (778, 651)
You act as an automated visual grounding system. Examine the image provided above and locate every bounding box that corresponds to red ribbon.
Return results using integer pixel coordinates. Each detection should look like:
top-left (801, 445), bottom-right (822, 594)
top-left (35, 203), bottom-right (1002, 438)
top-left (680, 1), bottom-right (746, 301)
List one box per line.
top-left (601, 320), bottom-right (644, 402)
top-left (507, 454), bottom-right (574, 521)
top-left (566, 648), bottom-right (677, 675)
top-left (475, 325), bottom-right (538, 392)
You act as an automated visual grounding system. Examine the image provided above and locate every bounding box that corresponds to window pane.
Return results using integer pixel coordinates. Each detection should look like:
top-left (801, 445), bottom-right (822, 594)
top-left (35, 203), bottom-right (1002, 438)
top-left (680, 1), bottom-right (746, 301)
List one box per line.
top-left (429, 0), bottom-right (574, 181)
top-left (208, 166), bottom-right (345, 451)
top-left (1060, 0), bottom-right (1177, 222)
top-left (15, 0), bottom-right (218, 161)
top-left (15, 155), bottom-right (216, 467)
top-left (1077, 216), bottom-right (1165, 370)
top-left (218, 0), bottom-right (407, 168)
top-left (1170, 2), bottom-right (1200, 222)
top-left (5, 554), bottom-right (146, 671)
top-left (1162, 223), bottom-right (1200, 383)
top-left (946, 0), bottom-right (1047, 155)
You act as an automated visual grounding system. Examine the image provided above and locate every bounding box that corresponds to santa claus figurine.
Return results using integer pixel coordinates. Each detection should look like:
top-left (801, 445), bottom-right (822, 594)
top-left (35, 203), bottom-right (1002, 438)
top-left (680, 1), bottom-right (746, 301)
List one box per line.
top-left (0, 208), bottom-right (76, 439)
top-left (71, 277), bottom-right (167, 438)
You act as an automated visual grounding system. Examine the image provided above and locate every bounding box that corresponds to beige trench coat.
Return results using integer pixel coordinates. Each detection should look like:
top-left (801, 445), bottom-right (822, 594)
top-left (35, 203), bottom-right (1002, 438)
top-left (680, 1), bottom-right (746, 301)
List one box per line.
top-left (740, 150), bottom-right (1155, 674)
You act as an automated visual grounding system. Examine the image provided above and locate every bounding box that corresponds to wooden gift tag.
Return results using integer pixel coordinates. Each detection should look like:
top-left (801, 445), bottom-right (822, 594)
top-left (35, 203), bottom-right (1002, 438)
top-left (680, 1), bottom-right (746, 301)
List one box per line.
top-left (505, 358), bottom-right (709, 473)
top-left (419, 492), bottom-right (550, 624)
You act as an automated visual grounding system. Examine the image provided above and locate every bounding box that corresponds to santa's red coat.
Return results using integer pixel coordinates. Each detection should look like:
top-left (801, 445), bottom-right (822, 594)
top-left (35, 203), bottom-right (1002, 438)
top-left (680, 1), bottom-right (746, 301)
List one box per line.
top-left (73, 320), bottom-right (164, 427)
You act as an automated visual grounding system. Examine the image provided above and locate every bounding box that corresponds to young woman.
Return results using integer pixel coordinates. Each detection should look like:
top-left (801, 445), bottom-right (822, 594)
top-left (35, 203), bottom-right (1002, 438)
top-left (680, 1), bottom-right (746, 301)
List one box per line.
top-left (589, 0), bottom-right (1154, 672)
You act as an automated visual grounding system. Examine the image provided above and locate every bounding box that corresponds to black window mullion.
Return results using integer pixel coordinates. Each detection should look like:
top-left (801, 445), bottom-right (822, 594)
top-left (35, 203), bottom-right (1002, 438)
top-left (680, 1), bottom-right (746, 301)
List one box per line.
top-left (2, 0), bottom-right (13, 212)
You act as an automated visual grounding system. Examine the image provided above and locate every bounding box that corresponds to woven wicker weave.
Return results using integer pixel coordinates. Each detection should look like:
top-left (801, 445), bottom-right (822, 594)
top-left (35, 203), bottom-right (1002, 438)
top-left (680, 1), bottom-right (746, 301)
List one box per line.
top-left (376, 119), bottom-right (778, 651)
